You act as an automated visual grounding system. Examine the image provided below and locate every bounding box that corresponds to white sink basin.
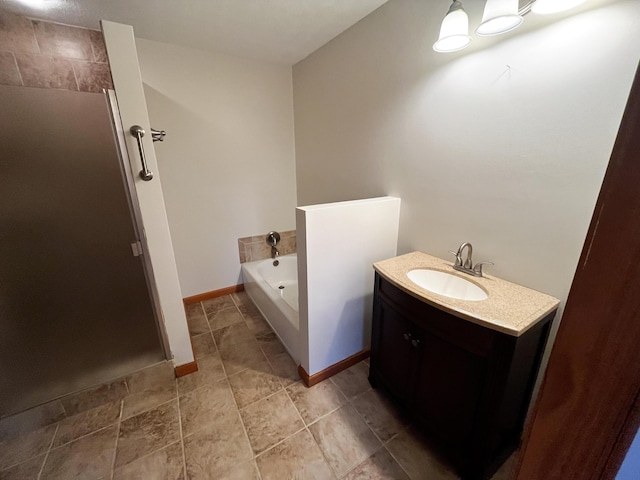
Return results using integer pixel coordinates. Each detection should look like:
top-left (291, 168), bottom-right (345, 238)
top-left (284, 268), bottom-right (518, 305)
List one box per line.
top-left (407, 269), bottom-right (488, 301)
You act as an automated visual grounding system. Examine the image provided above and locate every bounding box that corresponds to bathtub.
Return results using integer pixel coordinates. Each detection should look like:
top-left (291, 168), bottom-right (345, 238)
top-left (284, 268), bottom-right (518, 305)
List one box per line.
top-left (241, 254), bottom-right (299, 362)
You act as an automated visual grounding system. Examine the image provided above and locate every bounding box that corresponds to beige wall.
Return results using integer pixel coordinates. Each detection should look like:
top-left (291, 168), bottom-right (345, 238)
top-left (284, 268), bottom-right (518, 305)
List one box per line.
top-left (136, 38), bottom-right (297, 297)
top-left (293, 0), bottom-right (640, 318)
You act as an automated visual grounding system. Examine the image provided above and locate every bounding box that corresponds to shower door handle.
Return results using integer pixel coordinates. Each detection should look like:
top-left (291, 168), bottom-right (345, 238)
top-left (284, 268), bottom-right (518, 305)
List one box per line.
top-left (130, 125), bottom-right (153, 181)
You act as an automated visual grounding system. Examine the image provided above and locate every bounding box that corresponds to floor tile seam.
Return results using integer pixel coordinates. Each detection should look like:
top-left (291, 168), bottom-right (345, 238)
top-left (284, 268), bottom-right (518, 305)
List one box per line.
top-left (382, 443), bottom-right (415, 480)
top-left (107, 399), bottom-right (124, 480)
top-left (0, 422), bottom-right (53, 471)
top-left (175, 380), bottom-right (188, 480)
top-left (236, 383), bottom-right (287, 412)
top-left (282, 386), bottom-right (309, 433)
top-left (277, 387), bottom-right (338, 477)
top-left (119, 396), bottom-right (178, 423)
top-left (221, 375), bottom-right (255, 474)
top-left (59, 399), bottom-right (69, 419)
top-left (301, 423), bottom-right (341, 480)
top-left (114, 410), bottom-right (182, 472)
top-left (120, 391), bottom-right (179, 421)
top-left (222, 363), bottom-right (253, 380)
top-left (187, 301), bottom-right (205, 320)
top-left (35, 422), bottom-right (58, 480)
top-left (48, 418), bottom-right (120, 452)
top-left (381, 427), bottom-right (404, 447)
top-left (348, 386), bottom-right (374, 405)
top-left (262, 349), bottom-right (298, 389)
top-left (221, 348), bottom-right (276, 381)
top-left (301, 402), bottom-right (347, 429)
top-left (251, 424), bottom-right (308, 459)
top-left (347, 392), bottom-right (386, 447)
top-left (331, 375), bottom-right (373, 402)
top-left (284, 385), bottom-right (342, 427)
top-left (177, 380), bottom-right (214, 400)
top-left (257, 344), bottom-right (282, 364)
top-left (339, 441), bottom-right (390, 479)
top-left (311, 399), bottom-right (384, 479)
top-left (229, 293), bottom-right (241, 310)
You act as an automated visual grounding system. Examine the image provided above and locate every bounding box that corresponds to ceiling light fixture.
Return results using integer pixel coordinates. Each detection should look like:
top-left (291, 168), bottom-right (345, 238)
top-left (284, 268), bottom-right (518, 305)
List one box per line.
top-left (476, 0), bottom-right (523, 36)
top-left (433, 0), bottom-right (472, 53)
top-left (434, 0), bottom-right (589, 53)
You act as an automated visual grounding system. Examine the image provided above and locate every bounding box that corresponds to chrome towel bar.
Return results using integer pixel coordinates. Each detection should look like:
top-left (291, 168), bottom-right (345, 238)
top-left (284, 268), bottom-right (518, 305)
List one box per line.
top-left (130, 125), bottom-right (153, 181)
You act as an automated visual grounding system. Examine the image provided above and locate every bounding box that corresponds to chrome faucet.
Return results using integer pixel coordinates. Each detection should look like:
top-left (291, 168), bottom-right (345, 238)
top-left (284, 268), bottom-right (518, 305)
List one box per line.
top-left (449, 242), bottom-right (493, 277)
top-left (266, 231), bottom-right (281, 266)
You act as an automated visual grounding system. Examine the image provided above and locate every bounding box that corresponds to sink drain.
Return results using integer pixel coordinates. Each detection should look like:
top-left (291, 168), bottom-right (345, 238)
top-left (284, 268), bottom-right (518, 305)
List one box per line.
top-left (279, 285), bottom-right (285, 290)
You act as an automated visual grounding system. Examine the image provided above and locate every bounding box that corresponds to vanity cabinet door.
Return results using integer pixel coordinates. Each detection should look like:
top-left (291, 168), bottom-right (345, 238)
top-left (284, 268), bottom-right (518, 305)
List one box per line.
top-left (370, 297), bottom-right (417, 403)
top-left (412, 331), bottom-right (488, 449)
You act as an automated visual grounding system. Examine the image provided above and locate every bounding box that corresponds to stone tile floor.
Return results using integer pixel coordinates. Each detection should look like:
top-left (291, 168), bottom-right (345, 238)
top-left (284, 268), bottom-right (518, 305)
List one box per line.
top-left (0, 291), bottom-right (515, 479)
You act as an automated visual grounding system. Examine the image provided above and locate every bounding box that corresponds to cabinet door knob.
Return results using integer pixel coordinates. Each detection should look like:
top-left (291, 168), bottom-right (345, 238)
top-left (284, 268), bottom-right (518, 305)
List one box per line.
top-left (411, 339), bottom-right (421, 348)
top-left (403, 333), bottom-right (411, 341)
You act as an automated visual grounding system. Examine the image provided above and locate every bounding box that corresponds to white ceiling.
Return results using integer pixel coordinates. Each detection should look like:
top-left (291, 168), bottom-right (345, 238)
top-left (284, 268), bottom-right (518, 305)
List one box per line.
top-left (0, 0), bottom-right (389, 65)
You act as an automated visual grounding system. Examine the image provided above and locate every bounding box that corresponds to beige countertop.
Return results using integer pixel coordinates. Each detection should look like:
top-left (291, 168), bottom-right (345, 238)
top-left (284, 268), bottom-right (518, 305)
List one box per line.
top-left (373, 251), bottom-right (560, 337)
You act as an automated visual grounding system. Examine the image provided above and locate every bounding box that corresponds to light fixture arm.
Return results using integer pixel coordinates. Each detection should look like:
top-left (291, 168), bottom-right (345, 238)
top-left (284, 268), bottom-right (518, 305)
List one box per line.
top-left (447, 0), bottom-right (464, 15)
top-left (518, 0), bottom-right (537, 15)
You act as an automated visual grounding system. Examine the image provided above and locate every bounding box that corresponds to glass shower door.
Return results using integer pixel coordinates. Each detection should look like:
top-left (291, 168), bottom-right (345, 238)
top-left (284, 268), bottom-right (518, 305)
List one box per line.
top-left (0, 85), bottom-right (165, 417)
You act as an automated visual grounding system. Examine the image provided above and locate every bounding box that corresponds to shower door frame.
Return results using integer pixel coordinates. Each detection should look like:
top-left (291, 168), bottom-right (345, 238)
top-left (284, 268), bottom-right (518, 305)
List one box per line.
top-left (105, 89), bottom-right (171, 360)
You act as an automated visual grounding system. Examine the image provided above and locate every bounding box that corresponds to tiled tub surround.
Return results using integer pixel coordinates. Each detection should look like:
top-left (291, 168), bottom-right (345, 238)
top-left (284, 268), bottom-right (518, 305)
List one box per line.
top-left (238, 230), bottom-right (296, 263)
top-left (0, 292), bottom-right (515, 479)
top-left (0, 11), bottom-right (112, 92)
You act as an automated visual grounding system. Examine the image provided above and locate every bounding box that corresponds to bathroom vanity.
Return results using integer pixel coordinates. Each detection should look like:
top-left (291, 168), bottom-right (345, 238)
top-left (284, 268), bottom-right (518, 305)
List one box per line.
top-left (369, 252), bottom-right (559, 480)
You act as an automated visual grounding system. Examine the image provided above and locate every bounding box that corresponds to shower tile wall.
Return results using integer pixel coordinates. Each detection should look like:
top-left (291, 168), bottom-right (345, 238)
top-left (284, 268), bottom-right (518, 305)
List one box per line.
top-left (238, 229), bottom-right (296, 263)
top-left (0, 11), bottom-right (112, 92)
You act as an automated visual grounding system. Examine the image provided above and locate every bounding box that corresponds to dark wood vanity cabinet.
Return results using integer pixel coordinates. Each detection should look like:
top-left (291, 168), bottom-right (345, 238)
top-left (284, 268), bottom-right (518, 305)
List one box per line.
top-left (369, 273), bottom-right (555, 480)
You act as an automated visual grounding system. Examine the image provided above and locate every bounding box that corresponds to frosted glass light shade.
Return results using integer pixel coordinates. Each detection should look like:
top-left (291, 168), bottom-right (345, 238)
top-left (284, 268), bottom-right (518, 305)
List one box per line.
top-left (532, 0), bottom-right (587, 14)
top-left (433, 1), bottom-right (471, 53)
top-left (476, 0), bottom-right (523, 36)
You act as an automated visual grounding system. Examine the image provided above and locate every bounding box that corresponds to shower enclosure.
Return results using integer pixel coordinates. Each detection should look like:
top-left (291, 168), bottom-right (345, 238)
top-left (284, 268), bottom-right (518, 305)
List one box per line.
top-left (0, 85), bottom-right (166, 417)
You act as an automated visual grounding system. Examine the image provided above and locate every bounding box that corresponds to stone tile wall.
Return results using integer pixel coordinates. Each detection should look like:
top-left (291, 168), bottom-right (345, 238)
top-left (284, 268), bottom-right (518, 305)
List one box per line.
top-left (238, 230), bottom-right (296, 263)
top-left (0, 11), bottom-right (112, 92)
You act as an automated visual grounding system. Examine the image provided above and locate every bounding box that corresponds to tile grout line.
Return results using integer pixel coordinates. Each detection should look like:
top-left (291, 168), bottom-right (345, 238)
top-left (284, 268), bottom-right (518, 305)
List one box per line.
top-left (110, 397), bottom-right (183, 474)
top-left (383, 439), bottom-right (416, 480)
top-left (10, 52), bottom-right (25, 87)
top-left (328, 368), bottom-right (388, 478)
top-left (220, 295), bottom-right (267, 479)
top-left (175, 378), bottom-right (188, 480)
top-left (252, 424), bottom-right (308, 459)
top-left (108, 399), bottom-right (124, 480)
top-left (342, 371), bottom-right (416, 479)
top-left (204, 315), bottom-right (259, 474)
top-left (29, 19), bottom-right (42, 55)
top-left (282, 386), bottom-right (339, 478)
top-left (36, 423), bottom-right (58, 480)
top-left (223, 373), bottom-right (257, 477)
top-left (49, 419), bottom-right (120, 451)
top-left (340, 398), bottom-right (389, 479)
